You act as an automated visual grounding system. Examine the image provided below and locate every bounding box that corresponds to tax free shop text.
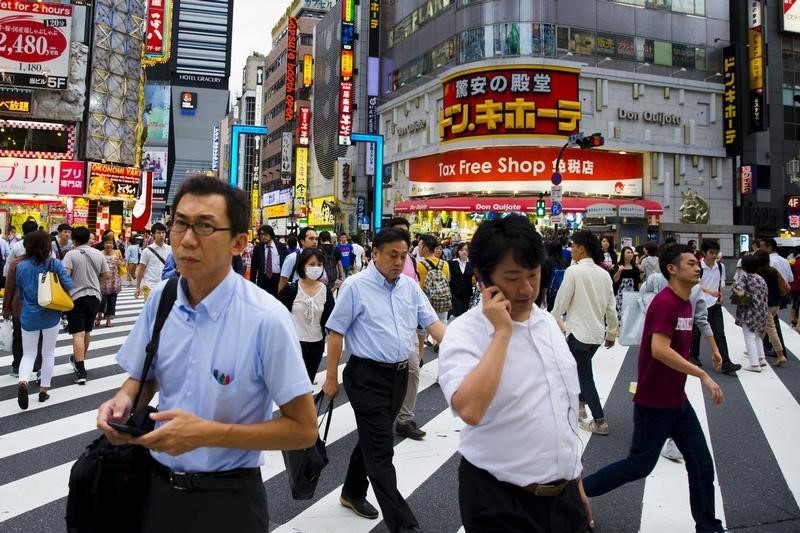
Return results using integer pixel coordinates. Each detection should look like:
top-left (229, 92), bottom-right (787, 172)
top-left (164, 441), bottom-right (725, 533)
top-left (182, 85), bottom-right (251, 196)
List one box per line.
top-left (438, 156), bottom-right (592, 178)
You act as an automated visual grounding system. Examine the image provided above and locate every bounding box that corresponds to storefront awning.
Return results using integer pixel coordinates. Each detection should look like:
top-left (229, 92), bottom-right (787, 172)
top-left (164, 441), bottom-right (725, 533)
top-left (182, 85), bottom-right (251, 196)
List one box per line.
top-left (393, 197), bottom-right (662, 215)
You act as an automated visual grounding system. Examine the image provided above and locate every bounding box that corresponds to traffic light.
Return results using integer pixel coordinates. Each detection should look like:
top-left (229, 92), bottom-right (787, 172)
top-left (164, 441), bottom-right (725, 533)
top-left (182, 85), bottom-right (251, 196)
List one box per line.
top-left (576, 132), bottom-right (605, 149)
top-left (536, 197), bottom-right (546, 217)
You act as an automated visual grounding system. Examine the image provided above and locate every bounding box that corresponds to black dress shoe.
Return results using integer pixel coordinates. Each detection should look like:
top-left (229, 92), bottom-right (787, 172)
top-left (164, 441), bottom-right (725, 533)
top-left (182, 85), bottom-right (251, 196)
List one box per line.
top-left (395, 421), bottom-right (426, 440)
top-left (38, 391), bottom-right (50, 403)
top-left (340, 495), bottom-right (379, 519)
top-left (721, 362), bottom-right (741, 374)
top-left (17, 382), bottom-right (28, 410)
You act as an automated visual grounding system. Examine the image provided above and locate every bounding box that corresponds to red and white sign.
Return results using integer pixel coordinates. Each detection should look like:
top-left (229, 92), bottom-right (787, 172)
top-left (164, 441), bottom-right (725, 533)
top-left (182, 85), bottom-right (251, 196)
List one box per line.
top-left (786, 196), bottom-right (800, 209)
top-left (131, 171), bottom-right (152, 231)
top-left (298, 106), bottom-right (311, 146)
top-left (741, 164), bottom-right (754, 194)
top-left (785, 0), bottom-right (800, 33)
top-left (409, 147), bottom-right (643, 197)
top-left (338, 80), bottom-right (353, 145)
top-left (0, 2), bottom-right (72, 90)
top-left (393, 196), bottom-right (662, 214)
top-left (440, 66), bottom-right (580, 142)
top-left (145, 0), bottom-right (166, 55)
top-left (0, 158), bottom-right (84, 195)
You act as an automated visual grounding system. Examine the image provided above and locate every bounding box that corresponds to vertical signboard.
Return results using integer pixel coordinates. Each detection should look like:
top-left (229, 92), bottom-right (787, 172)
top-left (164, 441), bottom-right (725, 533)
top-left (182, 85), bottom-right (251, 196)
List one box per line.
top-left (339, 0), bottom-right (355, 146)
top-left (339, 81), bottom-right (353, 145)
top-left (336, 158), bottom-right (353, 204)
top-left (144, 0), bottom-right (172, 65)
top-left (740, 164), bottom-right (755, 194)
top-left (365, 0), bottom-right (381, 176)
top-left (748, 0), bottom-right (766, 132)
top-left (281, 132), bottom-right (293, 184)
top-left (723, 46), bottom-right (742, 157)
top-left (211, 125), bottom-right (220, 171)
top-left (295, 147), bottom-right (309, 216)
top-left (285, 17), bottom-right (298, 122)
top-left (298, 106), bottom-right (311, 146)
top-left (303, 54), bottom-right (313, 87)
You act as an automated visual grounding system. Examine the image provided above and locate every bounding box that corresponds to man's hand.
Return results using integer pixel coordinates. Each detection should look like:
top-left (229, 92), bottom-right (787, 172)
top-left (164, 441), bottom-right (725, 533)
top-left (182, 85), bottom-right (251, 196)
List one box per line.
top-left (604, 338), bottom-right (615, 349)
top-left (133, 409), bottom-right (211, 456)
top-left (711, 351), bottom-right (723, 372)
top-left (97, 396), bottom-right (135, 446)
top-left (700, 373), bottom-right (724, 405)
top-left (322, 376), bottom-right (339, 400)
top-left (482, 285), bottom-right (512, 334)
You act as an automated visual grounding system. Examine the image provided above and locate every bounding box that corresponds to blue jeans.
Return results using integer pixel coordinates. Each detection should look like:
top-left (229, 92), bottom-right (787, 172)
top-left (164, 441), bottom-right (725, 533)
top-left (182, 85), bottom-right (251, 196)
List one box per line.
top-left (567, 334), bottom-right (603, 420)
top-left (583, 401), bottom-right (724, 533)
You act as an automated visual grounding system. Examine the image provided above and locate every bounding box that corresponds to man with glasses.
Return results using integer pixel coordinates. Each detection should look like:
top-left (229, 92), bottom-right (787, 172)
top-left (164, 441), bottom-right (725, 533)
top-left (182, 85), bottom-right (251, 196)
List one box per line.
top-left (136, 223), bottom-right (171, 300)
top-left (97, 175), bottom-right (317, 532)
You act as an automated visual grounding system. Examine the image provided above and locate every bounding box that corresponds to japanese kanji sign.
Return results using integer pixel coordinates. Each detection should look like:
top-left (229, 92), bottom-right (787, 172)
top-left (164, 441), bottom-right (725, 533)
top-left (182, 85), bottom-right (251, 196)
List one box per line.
top-left (0, 158), bottom-right (84, 195)
top-left (144, 0), bottom-right (171, 65)
top-left (0, 1), bottom-right (73, 90)
top-left (0, 88), bottom-right (31, 114)
top-left (408, 147), bottom-right (643, 197)
top-left (440, 66), bottom-right (580, 142)
top-left (723, 46), bottom-right (742, 157)
top-left (87, 162), bottom-right (141, 199)
top-left (338, 80), bottom-right (353, 145)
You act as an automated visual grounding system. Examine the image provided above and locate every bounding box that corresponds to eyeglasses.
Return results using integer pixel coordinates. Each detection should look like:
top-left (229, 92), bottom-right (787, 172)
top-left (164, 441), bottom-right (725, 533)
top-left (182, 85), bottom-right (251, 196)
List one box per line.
top-left (169, 219), bottom-right (232, 236)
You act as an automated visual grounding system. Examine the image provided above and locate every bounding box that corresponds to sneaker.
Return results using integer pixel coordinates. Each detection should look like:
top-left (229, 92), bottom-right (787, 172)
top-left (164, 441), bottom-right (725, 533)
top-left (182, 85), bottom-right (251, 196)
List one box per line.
top-left (10, 366), bottom-right (19, 377)
top-left (744, 365), bottom-right (762, 373)
top-left (579, 419), bottom-right (609, 436)
top-left (69, 355), bottom-right (78, 375)
top-left (339, 495), bottom-right (379, 519)
top-left (721, 362), bottom-right (741, 374)
top-left (759, 358), bottom-right (767, 367)
top-left (75, 371), bottom-right (87, 385)
top-left (395, 421), bottom-right (426, 440)
top-left (661, 438), bottom-right (684, 462)
top-left (578, 405), bottom-right (588, 420)
top-left (38, 391), bottom-right (50, 403)
top-left (17, 382), bottom-right (28, 410)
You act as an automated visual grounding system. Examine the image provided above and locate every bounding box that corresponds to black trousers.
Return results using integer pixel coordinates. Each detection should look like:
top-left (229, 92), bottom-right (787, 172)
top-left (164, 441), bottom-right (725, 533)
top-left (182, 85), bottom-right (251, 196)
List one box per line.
top-left (11, 316), bottom-right (41, 372)
top-left (300, 339), bottom-right (325, 382)
top-left (690, 304), bottom-right (731, 364)
top-left (257, 274), bottom-right (279, 297)
top-left (140, 467), bottom-right (268, 533)
top-left (459, 458), bottom-right (586, 533)
top-left (99, 292), bottom-right (119, 317)
top-left (342, 356), bottom-right (416, 533)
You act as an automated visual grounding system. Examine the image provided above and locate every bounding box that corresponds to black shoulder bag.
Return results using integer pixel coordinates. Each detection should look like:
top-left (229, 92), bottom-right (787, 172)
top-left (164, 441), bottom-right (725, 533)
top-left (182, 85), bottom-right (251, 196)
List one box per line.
top-left (282, 391), bottom-right (334, 500)
top-left (66, 277), bottom-right (179, 533)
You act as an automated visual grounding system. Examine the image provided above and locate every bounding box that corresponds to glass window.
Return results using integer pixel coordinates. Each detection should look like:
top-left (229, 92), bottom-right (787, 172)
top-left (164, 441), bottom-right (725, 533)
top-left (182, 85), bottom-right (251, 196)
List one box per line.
top-left (673, 43), bottom-right (695, 68)
top-left (646, 0), bottom-right (671, 9)
top-left (790, 123), bottom-right (798, 141)
top-left (672, 0), bottom-right (693, 13)
top-left (493, 23), bottom-right (521, 56)
top-left (654, 40), bottom-right (672, 66)
top-left (519, 23), bottom-right (532, 56)
top-left (693, 0), bottom-right (705, 16)
top-left (460, 27), bottom-right (485, 63)
top-left (571, 28), bottom-right (596, 55)
top-left (533, 23), bottom-right (557, 57)
top-left (694, 47), bottom-right (706, 70)
top-left (557, 26), bottom-right (570, 53)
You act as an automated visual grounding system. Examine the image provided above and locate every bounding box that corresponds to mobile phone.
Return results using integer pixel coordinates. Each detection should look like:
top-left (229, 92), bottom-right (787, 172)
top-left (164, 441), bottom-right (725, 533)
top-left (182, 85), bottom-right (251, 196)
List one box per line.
top-left (108, 421), bottom-right (150, 436)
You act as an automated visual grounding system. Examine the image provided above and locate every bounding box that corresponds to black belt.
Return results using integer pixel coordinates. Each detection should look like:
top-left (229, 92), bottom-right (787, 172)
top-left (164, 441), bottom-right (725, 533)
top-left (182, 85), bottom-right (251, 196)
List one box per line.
top-left (350, 354), bottom-right (408, 371)
top-left (154, 462), bottom-right (260, 492)
top-left (462, 458), bottom-right (575, 497)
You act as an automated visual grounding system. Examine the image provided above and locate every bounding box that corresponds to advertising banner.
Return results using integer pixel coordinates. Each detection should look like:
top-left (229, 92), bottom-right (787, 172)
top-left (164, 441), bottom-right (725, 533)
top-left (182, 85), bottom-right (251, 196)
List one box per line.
top-left (131, 171), bottom-right (152, 231)
top-left (144, 83), bottom-right (171, 145)
top-left (408, 147), bottom-right (643, 197)
top-left (281, 131), bottom-right (293, 180)
top-left (144, 0), bottom-right (171, 64)
top-left (723, 46), bottom-right (741, 157)
top-left (784, 0), bottom-right (800, 34)
top-left (87, 162), bottom-right (141, 199)
top-left (298, 106), bottom-right (311, 146)
top-left (440, 66), bottom-right (580, 142)
top-left (0, 158), bottom-right (84, 195)
top-left (142, 148), bottom-right (167, 201)
top-left (0, 88), bottom-right (31, 114)
top-left (740, 164), bottom-right (755, 195)
top-left (211, 125), bottom-right (220, 171)
top-left (309, 195), bottom-right (336, 226)
top-left (285, 17), bottom-right (297, 121)
top-left (338, 80), bottom-right (353, 145)
top-left (0, 1), bottom-right (73, 90)
top-left (335, 157), bottom-right (353, 204)
top-left (294, 147), bottom-right (308, 215)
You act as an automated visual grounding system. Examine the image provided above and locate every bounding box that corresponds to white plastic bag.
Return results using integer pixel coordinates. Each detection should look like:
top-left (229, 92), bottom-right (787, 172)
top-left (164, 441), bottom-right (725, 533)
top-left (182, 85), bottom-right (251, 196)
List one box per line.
top-left (0, 320), bottom-right (13, 352)
top-left (619, 294), bottom-right (646, 346)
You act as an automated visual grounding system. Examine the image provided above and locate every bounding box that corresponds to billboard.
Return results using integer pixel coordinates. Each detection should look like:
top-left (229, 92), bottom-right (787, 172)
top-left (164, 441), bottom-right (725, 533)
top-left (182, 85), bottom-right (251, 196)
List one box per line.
top-left (87, 162), bottom-right (141, 199)
top-left (143, 83), bottom-right (171, 145)
top-left (0, 158), bottom-right (84, 195)
top-left (0, 1), bottom-right (73, 90)
top-left (784, 0), bottom-right (800, 34)
top-left (143, 0), bottom-right (172, 65)
top-left (142, 148), bottom-right (167, 201)
top-left (723, 46), bottom-right (741, 156)
top-left (285, 17), bottom-right (298, 121)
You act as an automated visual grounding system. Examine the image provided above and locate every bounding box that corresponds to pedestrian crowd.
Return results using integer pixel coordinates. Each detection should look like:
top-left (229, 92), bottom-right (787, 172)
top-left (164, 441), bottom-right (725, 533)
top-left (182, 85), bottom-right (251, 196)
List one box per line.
top-left (3, 177), bottom-right (795, 532)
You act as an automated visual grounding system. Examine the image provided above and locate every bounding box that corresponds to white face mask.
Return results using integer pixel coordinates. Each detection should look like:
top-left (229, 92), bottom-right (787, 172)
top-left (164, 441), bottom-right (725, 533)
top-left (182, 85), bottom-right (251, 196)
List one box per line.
top-left (305, 266), bottom-right (324, 280)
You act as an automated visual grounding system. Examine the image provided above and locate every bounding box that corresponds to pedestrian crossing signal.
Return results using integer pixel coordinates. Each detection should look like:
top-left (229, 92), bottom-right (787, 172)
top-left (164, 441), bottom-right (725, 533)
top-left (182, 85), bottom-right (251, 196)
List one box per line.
top-left (536, 199), bottom-right (546, 217)
top-left (577, 132), bottom-right (604, 149)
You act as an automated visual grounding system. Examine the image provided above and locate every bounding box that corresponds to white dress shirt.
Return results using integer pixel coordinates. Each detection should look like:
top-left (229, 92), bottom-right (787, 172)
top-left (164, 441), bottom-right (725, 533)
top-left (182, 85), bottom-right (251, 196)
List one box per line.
top-left (770, 252), bottom-right (794, 283)
top-left (698, 259), bottom-right (725, 309)
top-left (439, 305), bottom-right (582, 486)
top-left (550, 258), bottom-right (619, 344)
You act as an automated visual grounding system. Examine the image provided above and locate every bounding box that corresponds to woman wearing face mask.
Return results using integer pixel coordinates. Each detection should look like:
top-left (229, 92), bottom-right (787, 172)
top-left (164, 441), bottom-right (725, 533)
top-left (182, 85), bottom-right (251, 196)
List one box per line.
top-left (278, 248), bottom-right (336, 382)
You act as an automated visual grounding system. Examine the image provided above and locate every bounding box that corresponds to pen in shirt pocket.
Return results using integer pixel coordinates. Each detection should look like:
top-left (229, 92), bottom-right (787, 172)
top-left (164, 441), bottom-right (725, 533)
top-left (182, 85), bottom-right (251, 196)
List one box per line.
top-left (212, 369), bottom-right (234, 385)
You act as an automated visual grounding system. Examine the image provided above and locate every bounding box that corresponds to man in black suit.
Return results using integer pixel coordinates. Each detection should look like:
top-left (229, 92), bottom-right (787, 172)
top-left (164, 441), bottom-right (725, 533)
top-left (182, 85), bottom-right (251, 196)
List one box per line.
top-left (249, 224), bottom-right (288, 296)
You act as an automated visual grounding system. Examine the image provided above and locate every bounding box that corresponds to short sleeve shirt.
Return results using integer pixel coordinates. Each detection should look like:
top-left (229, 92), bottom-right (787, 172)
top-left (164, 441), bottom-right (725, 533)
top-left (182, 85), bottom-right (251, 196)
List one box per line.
top-left (139, 244), bottom-right (172, 287)
top-left (62, 246), bottom-right (110, 300)
top-left (633, 287), bottom-right (693, 409)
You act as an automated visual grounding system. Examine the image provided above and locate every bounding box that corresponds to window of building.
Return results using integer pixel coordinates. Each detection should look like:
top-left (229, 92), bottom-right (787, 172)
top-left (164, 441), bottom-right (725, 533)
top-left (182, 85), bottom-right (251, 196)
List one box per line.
top-left (459, 27), bottom-right (485, 63)
top-left (300, 34), bottom-right (313, 46)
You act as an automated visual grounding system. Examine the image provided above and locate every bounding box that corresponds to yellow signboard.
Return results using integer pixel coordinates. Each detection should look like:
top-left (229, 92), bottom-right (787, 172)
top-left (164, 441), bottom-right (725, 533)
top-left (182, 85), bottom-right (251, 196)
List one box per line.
top-left (341, 50), bottom-right (353, 79)
top-left (294, 147), bottom-right (308, 216)
top-left (309, 196), bottom-right (336, 226)
top-left (266, 203), bottom-right (290, 218)
top-left (303, 54), bottom-right (313, 87)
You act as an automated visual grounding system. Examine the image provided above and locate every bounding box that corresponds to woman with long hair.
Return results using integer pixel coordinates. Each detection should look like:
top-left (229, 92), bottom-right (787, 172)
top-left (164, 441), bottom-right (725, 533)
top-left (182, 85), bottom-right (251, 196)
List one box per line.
top-left (448, 242), bottom-right (474, 318)
top-left (14, 230), bottom-right (73, 408)
top-left (600, 237), bottom-right (617, 271)
top-left (277, 248), bottom-right (335, 381)
top-left (96, 234), bottom-right (123, 328)
top-left (754, 250), bottom-right (788, 367)
top-left (613, 246), bottom-right (641, 320)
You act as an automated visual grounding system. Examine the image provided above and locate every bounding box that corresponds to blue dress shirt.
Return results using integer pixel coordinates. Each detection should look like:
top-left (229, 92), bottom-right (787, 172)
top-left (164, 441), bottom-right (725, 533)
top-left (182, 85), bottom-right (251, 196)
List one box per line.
top-left (326, 262), bottom-right (438, 363)
top-left (16, 258), bottom-right (73, 331)
top-left (116, 270), bottom-right (312, 473)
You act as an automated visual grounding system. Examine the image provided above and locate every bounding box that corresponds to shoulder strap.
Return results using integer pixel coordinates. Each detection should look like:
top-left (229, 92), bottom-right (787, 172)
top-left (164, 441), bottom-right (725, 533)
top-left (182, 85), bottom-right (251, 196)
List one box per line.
top-left (128, 277), bottom-right (179, 421)
top-left (289, 250), bottom-right (300, 279)
top-left (147, 246), bottom-right (166, 265)
top-left (78, 249), bottom-right (101, 276)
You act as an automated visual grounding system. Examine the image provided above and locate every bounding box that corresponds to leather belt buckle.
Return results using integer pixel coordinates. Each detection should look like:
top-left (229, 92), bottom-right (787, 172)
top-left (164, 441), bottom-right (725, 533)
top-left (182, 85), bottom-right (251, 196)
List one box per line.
top-left (169, 471), bottom-right (191, 491)
top-left (397, 360), bottom-right (408, 370)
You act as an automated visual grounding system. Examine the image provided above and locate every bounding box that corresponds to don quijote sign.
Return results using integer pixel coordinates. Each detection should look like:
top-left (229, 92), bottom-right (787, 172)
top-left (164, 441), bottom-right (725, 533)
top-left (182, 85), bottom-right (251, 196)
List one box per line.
top-left (0, 1), bottom-right (72, 91)
top-left (617, 108), bottom-right (682, 126)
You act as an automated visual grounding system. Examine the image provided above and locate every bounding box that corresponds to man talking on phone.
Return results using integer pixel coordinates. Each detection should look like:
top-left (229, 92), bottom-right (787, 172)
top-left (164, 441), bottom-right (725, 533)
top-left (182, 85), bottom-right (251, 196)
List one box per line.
top-left (438, 215), bottom-right (591, 532)
top-left (96, 176), bottom-right (317, 532)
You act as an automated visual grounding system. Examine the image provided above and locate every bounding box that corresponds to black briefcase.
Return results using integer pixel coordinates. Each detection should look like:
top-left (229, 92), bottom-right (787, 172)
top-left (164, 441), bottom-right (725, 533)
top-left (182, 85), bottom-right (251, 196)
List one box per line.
top-left (282, 392), bottom-right (333, 500)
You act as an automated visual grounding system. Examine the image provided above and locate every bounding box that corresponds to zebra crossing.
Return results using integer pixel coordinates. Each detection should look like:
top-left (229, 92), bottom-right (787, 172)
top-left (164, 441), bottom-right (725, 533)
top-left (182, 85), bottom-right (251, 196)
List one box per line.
top-left (1, 287), bottom-right (799, 532)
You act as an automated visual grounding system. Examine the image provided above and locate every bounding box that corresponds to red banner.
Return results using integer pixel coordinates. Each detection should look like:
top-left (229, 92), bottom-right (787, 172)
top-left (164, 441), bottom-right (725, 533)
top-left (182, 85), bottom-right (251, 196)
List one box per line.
top-left (409, 147), bottom-right (643, 197)
top-left (131, 171), bottom-right (152, 231)
top-left (298, 106), bottom-right (311, 146)
top-left (145, 0), bottom-right (166, 54)
top-left (338, 81), bottom-right (353, 145)
top-left (440, 66), bottom-right (580, 142)
top-left (285, 17), bottom-right (298, 122)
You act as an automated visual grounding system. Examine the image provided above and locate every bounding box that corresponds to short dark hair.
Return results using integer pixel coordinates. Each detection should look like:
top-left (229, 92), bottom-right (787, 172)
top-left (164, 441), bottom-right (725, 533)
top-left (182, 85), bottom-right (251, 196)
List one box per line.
top-left (660, 244), bottom-right (692, 279)
top-left (456, 242), bottom-right (468, 253)
top-left (296, 248), bottom-right (325, 279)
top-left (373, 227), bottom-right (411, 250)
top-left (387, 216), bottom-right (410, 230)
top-left (258, 225), bottom-right (275, 240)
top-left (741, 254), bottom-right (759, 274)
top-left (298, 226), bottom-right (316, 242)
top-left (644, 241), bottom-right (658, 256)
top-left (753, 249), bottom-right (770, 269)
top-left (21, 220), bottom-right (38, 235)
top-left (419, 234), bottom-right (439, 253)
top-left (71, 226), bottom-right (91, 245)
top-left (700, 239), bottom-right (720, 253)
top-left (57, 223), bottom-right (72, 232)
top-left (760, 237), bottom-right (778, 251)
top-left (318, 230), bottom-right (332, 243)
top-left (102, 233), bottom-right (115, 244)
top-left (24, 230), bottom-right (52, 262)
top-left (350, 233), bottom-right (361, 245)
top-left (663, 237), bottom-right (677, 246)
top-left (151, 222), bottom-right (167, 233)
top-left (287, 235), bottom-right (298, 249)
top-left (571, 230), bottom-right (601, 263)
top-left (687, 239), bottom-right (697, 247)
top-left (171, 175), bottom-right (249, 235)
top-left (469, 214), bottom-right (544, 283)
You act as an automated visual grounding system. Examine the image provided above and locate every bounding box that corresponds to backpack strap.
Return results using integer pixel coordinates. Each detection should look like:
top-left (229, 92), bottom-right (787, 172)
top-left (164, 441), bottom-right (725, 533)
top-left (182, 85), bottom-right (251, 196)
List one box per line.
top-left (128, 277), bottom-right (179, 421)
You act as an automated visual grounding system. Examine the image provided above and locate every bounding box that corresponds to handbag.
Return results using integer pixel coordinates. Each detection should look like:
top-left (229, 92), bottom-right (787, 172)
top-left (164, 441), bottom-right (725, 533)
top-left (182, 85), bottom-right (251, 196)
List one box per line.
top-left (38, 260), bottom-right (74, 312)
top-left (0, 320), bottom-right (12, 352)
top-left (282, 391), bottom-right (333, 500)
top-left (116, 250), bottom-right (127, 277)
top-left (66, 277), bottom-right (178, 533)
top-left (619, 293), bottom-right (646, 346)
top-left (731, 275), bottom-right (753, 307)
top-left (468, 284), bottom-right (481, 309)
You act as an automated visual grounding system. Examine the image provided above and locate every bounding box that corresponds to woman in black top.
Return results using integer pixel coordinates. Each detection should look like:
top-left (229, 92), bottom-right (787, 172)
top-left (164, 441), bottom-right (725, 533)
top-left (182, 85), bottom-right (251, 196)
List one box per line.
top-left (613, 246), bottom-right (641, 320)
top-left (448, 242), bottom-right (474, 318)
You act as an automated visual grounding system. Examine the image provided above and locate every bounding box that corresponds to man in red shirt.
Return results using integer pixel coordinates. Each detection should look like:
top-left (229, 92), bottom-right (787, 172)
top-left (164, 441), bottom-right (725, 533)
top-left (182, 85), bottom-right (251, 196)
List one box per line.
top-left (583, 244), bottom-right (725, 533)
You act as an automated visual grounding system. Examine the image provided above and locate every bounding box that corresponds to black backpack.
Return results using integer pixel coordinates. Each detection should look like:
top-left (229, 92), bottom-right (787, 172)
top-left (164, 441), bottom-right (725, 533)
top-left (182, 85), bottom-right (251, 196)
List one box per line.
top-left (321, 245), bottom-right (340, 290)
